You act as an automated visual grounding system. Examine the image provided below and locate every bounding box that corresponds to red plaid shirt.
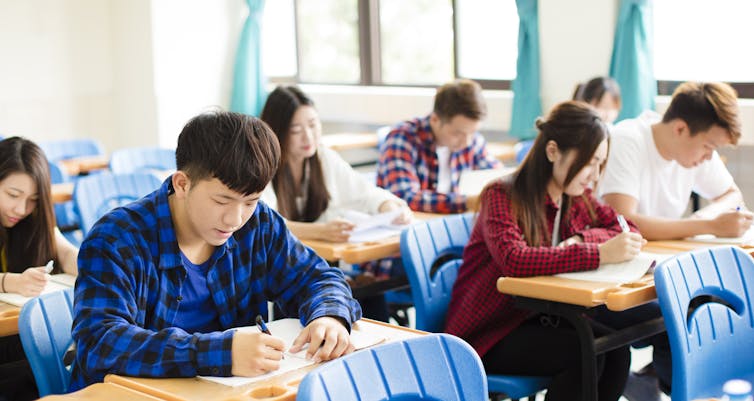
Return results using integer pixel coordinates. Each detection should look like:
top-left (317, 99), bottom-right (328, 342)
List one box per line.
top-left (376, 115), bottom-right (501, 214)
top-left (445, 179), bottom-right (636, 356)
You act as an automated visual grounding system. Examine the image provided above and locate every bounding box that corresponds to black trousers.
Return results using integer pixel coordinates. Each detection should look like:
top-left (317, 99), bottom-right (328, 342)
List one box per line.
top-left (0, 335), bottom-right (38, 401)
top-left (482, 314), bottom-right (631, 401)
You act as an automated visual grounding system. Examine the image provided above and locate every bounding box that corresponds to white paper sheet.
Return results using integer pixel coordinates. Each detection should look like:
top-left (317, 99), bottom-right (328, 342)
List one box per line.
top-left (556, 252), bottom-right (672, 284)
top-left (457, 167), bottom-right (515, 196)
top-left (197, 318), bottom-right (386, 387)
top-left (689, 225), bottom-right (754, 245)
top-left (340, 209), bottom-right (409, 243)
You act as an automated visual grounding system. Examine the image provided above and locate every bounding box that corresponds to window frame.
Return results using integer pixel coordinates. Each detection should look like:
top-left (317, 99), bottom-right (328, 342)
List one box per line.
top-left (657, 81), bottom-right (754, 99)
top-left (283, 0), bottom-right (513, 90)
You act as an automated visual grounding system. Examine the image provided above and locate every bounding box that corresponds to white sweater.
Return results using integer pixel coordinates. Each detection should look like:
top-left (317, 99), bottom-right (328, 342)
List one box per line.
top-left (261, 146), bottom-right (404, 223)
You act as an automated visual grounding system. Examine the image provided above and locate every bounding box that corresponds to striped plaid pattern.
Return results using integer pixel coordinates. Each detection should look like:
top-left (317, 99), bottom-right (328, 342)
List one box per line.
top-left (445, 180), bottom-right (635, 356)
top-left (70, 179), bottom-right (361, 390)
top-left (376, 115), bottom-right (501, 214)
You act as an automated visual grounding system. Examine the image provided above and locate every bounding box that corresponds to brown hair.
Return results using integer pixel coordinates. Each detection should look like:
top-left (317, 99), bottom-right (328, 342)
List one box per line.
top-left (662, 82), bottom-right (741, 144)
top-left (0, 137), bottom-right (57, 273)
top-left (495, 101), bottom-right (608, 247)
top-left (572, 76), bottom-right (622, 109)
top-left (433, 79), bottom-right (487, 122)
top-left (260, 85), bottom-right (330, 222)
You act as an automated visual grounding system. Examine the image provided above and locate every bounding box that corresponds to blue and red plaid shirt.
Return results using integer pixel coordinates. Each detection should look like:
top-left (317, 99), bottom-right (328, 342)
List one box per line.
top-left (445, 179), bottom-right (637, 356)
top-left (376, 115), bottom-right (501, 214)
top-left (70, 178), bottom-right (361, 390)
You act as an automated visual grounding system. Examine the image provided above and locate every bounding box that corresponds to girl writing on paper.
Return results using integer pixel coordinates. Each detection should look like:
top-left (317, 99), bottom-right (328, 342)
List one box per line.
top-left (0, 136), bottom-right (79, 400)
top-left (259, 85), bottom-right (411, 321)
top-left (445, 101), bottom-right (671, 401)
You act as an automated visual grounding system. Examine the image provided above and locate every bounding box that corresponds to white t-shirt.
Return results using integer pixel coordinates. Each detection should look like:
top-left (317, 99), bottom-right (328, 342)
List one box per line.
top-left (599, 110), bottom-right (734, 219)
top-left (435, 146), bottom-right (452, 194)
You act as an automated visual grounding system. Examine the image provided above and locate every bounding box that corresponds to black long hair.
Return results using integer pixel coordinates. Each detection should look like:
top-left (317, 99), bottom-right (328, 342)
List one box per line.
top-left (0, 137), bottom-right (57, 273)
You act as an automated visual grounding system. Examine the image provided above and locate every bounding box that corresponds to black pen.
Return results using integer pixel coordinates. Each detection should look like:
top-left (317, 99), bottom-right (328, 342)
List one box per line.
top-left (255, 315), bottom-right (283, 358)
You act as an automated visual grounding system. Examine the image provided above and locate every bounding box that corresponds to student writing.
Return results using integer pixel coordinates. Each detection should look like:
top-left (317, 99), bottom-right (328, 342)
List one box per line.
top-left (70, 111), bottom-right (362, 390)
top-left (445, 101), bottom-right (670, 401)
top-left (0, 136), bottom-right (79, 401)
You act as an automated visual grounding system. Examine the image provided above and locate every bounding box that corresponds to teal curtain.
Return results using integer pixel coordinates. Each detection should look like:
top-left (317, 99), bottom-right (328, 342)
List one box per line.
top-left (230, 0), bottom-right (266, 117)
top-left (609, 0), bottom-right (655, 122)
top-left (509, 0), bottom-right (542, 140)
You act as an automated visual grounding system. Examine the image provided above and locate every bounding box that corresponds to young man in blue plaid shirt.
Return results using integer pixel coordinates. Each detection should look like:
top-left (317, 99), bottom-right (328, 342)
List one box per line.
top-left (69, 111), bottom-right (362, 390)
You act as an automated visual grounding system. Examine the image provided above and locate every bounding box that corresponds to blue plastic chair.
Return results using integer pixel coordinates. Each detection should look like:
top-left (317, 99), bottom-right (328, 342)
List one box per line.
top-left (296, 333), bottom-right (488, 401)
top-left (513, 139), bottom-right (534, 164)
top-left (109, 147), bottom-right (176, 175)
top-left (18, 288), bottom-right (75, 397)
top-left (400, 213), bottom-right (550, 400)
top-left (655, 246), bottom-right (754, 401)
top-left (38, 138), bottom-right (104, 164)
top-left (73, 172), bottom-right (162, 235)
top-left (49, 162), bottom-right (81, 244)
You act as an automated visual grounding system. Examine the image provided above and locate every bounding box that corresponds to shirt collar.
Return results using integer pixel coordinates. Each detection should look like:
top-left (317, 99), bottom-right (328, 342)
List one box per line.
top-left (154, 177), bottom-right (238, 271)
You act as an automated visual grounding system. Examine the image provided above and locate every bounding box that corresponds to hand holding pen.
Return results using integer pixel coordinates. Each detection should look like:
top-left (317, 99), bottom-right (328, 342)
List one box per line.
top-left (597, 214), bottom-right (644, 264)
top-left (229, 315), bottom-right (285, 377)
top-left (710, 206), bottom-right (754, 238)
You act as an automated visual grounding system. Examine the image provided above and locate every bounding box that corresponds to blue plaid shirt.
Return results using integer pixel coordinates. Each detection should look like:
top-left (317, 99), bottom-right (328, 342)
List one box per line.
top-left (70, 179), bottom-right (361, 390)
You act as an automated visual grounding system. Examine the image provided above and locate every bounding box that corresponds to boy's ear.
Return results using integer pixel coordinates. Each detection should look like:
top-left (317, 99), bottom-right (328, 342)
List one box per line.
top-left (171, 171), bottom-right (191, 198)
top-left (672, 118), bottom-right (690, 138)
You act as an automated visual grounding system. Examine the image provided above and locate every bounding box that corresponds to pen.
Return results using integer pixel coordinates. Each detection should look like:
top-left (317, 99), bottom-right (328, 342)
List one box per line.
top-left (617, 214), bottom-right (630, 233)
top-left (255, 315), bottom-right (271, 335)
top-left (255, 315), bottom-right (284, 359)
top-left (44, 260), bottom-right (54, 274)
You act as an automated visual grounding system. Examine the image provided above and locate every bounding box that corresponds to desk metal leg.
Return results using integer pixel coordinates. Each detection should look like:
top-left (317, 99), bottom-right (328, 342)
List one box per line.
top-left (516, 297), bottom-right (665, 401)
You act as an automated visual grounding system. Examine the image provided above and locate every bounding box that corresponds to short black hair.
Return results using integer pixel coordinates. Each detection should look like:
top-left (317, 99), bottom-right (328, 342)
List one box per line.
top-left (175, 110), bottom-right (280, 195)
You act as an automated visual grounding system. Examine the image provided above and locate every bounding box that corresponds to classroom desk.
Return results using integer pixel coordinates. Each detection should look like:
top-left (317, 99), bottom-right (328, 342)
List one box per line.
top-left (486, 141), bottom-right (517, 163)
top-left (58, 155), bottom-right (110, 176)
top-left (52, 182), bottom-right (75, 203)
top-left (300, 212), bottom-right (445, 265)
top-left (496, 243), bottom-right (680, 401)
top-left (320, 132), bottom-right (378, 151)
top-left (0, 302), bottom-right (20, 337)
top-left (38, 383), bottom-right (169, 401)
top-left (103, 319), bottom-right (423, 401)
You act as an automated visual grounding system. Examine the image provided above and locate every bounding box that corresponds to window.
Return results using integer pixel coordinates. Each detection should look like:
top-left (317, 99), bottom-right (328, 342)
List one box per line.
top-left (654, 0), bottom-right (754, 97)
top-left (262, 0), bottom-right (518, 88)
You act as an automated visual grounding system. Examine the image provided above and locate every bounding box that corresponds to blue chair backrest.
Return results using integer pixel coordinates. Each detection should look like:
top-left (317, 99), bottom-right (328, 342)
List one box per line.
top-left (18, 288), bottom-right (75, 397)
top-left (655, 246), bottom-right (754, 401)
top-left (514, 139), bottom-right (534, 164)
top-left (109, 147), bottom-right (176, 175)
top-left (73, 172), bottom-right (162, 235)
top-left (38, 138), bottom-right (104, 164)
top-left (400, 213), bottom-right (474, 332)
top-left (48, 162), bottom-right (80, 235)
top-left (296, 333), bottom-right (488, 401)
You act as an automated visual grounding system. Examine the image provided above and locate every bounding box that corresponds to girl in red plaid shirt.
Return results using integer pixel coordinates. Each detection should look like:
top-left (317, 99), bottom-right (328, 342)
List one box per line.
top-left (446, 101), bottom-right (670, 401)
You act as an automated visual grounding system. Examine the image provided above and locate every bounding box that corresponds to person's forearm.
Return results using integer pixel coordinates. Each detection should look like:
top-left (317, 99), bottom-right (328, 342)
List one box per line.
top-left (693, 187), bottom-right (744, 219)
top-left (624, 212), bottom-right (713, 240)
top-left (284, 221), bottom-right (321, 241)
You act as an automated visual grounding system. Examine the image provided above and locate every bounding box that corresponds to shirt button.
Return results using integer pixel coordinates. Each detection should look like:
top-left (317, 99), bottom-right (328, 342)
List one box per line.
top-left (212, 368), bottom-right (219, 375)
top-left (177, 296), bottom-right (183, 302)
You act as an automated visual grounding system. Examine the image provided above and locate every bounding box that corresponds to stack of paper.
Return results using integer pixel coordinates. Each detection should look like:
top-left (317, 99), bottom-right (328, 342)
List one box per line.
top-left (689, 225), bottom-right (754, 245)
top-left (198, 318), bottom-right (386, 387)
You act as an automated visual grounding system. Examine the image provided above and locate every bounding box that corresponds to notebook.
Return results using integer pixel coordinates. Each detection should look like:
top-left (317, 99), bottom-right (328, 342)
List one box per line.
top-left (457, 167), bottom-right (515, 196)
top-left (556, 252), bottom-right (672, 284)
top-left (0, 273), bottom-right (76, 307)
top-left (198, 318), bottom-right (386, 387)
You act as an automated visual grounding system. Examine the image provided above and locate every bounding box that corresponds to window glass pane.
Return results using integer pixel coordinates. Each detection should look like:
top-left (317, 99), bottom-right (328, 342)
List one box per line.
top-left (262, 0), bottom-right (297, 77)
top-left (297, 0), bottom-right (360, 84)
top-left (654, 0), bottom-right (754, 82)
top-left (380, 0), bottom-right (453, 85)
top-left (456, 0), bottom-right (518, 80)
